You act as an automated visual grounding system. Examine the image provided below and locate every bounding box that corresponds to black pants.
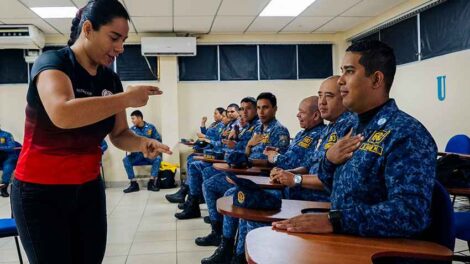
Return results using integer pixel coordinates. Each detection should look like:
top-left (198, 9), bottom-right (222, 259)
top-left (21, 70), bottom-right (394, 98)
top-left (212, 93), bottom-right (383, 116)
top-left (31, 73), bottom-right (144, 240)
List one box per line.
top-left (11, 177), bottom-right (107, 264)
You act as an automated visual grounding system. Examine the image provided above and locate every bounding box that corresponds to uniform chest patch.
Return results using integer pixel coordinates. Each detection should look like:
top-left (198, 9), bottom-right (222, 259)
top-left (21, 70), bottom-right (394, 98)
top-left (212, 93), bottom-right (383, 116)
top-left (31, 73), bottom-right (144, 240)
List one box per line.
top-left (0, 137), bottom-right (5, 144)
top-left (147, 130), bottom-right (152, 136)
top-left (298, 136), bottom-right (313, 148)
top-left (359, 130), bottom-right (391, 155)
top-left (261, 134), bottom-right (270, 144)
top-left (324, 132), bottom-right (338, 150)
top-left (237, 191), bottom-right (245, 204)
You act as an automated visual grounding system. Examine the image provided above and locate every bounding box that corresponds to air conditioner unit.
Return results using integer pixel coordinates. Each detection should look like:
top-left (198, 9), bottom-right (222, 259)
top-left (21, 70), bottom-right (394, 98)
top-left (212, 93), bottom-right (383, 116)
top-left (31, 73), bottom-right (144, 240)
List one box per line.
top-left (141, 37), bottom-right (196, 56)
top-left (0, 25), bottom-right (45, 50)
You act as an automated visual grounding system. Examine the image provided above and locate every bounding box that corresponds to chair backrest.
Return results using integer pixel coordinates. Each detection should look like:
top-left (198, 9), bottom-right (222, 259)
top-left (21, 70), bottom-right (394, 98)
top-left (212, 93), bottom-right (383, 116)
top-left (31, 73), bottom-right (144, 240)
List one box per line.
top-left (445, 134), bottom-right (470, 154)
top-left (420, 181), bottom-right (455, 250)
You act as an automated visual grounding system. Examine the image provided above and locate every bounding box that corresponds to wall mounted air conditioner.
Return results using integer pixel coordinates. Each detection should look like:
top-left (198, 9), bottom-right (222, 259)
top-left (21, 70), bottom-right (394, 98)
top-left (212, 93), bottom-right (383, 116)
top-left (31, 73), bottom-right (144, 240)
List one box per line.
top-left (0, 25), bottom-right (45, 50)
top-left (141, 37), bottom-right (197, 56)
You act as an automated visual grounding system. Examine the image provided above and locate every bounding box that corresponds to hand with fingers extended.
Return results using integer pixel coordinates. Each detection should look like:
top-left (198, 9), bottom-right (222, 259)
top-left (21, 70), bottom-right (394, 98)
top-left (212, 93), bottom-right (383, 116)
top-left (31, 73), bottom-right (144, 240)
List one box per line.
top-left (326, 128), bottom-right (364, 165)
top-left (201, 116), bottom-right (207, 127)
top-left (125, 85), bottom-right (162, 107)
top-left (269, 167), bottom-right (295, 187)
top-left (139, 138), bottom-right (172, 159)
top-left (272, 214), bottom-right (333, 234)
top-left (247, 133), bottom-right (264, 148)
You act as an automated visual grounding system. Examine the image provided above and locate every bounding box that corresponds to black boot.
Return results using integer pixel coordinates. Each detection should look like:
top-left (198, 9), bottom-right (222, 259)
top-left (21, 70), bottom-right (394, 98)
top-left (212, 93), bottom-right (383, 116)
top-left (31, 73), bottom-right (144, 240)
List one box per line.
top-left (174, 195), bottom-right (201, 219)
top-left (0, 184), bottom-right (9, 198)
top-left (178, 199), bottom-right (189, 210)
top-left (230, 253), bottom-right (247, 264)
top-left (203, 216), bottom-right (211, 224)
top-left (195, 221), bottom-right (222, 246)
top-left (165, 183), bottom-right (188, 203)
top-left (201, 237), bottom-right (234, 264)
top-left (147, 178), bottom-right (160, 192)
top-left (123, 181), bottom-right (139, 193)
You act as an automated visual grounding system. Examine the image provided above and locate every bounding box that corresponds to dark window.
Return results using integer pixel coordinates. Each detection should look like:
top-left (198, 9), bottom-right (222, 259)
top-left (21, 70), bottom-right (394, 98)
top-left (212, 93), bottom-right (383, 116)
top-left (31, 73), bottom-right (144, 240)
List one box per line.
top-left (298, 44), bottom-right (333, 79)
top-left (117, 45), bottom-right (157, 81)
top-left (0, 49), bottom-right (28, 84)
top-left (179, 45), bottom-right (218, 81)
top-left (259, 45), bottom-right (297, 80)
top-left (420, 0), bottom-right (470, 59)
top-left (42, 46), bottom-right (65, 52)
top-left (219, 45), bottom-right (257, 81)
top-left (381, 16), bottom-right (418, 65)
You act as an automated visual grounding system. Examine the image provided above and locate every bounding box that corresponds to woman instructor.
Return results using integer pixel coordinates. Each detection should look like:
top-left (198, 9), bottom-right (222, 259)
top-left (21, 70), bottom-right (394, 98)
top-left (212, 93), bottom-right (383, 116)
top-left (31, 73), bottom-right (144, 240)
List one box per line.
top-left (11, 0), bottom-right (171, 263)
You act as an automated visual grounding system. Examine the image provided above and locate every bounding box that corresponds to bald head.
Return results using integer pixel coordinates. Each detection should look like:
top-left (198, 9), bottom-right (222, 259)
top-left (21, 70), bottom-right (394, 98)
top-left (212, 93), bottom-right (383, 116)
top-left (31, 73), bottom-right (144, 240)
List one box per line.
top-left (297, 96), bottom-right (323, 129)
top-left (318, 75), bottom-right (347, 122)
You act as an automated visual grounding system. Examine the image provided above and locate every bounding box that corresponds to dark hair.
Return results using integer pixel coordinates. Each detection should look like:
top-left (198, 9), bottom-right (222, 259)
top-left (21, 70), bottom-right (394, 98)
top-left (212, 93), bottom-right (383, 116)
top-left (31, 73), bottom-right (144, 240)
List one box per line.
top-left (68, 0), bottom-right (130, 46)
top-left (256, 92), bottom-right (277, 107)
top-left (240, 97), bottom-right (257, 108)
top-left (227, 103), bottom-right (240, 111)
top-left (346, 40), bottom-right (396, 92)
top-left (130, 110), bottom-right (143, 118)
top-left (215, 107), bottom-right (225, 115)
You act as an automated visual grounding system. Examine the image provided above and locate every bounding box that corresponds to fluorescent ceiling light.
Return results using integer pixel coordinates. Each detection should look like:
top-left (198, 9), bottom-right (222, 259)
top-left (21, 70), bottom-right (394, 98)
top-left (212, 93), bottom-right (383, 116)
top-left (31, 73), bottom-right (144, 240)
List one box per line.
top-left (31, 7), bottom-right (78, 18)
top-left (260, 0), bottom-right (316, 17)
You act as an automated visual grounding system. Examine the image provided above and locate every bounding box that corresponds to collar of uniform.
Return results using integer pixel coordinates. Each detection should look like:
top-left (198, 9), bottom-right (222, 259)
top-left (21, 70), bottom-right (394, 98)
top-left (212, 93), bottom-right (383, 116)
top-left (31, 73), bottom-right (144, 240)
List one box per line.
top-left (261, 118), bottom-right (278, 133)
top-left (359, 99), bottom-right (398, 137)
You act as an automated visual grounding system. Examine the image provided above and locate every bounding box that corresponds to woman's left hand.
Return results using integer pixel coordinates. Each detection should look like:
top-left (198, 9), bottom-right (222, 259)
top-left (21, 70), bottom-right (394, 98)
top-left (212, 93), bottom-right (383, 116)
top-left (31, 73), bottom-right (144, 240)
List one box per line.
top-left (140, 138), bottom-right (172, 159)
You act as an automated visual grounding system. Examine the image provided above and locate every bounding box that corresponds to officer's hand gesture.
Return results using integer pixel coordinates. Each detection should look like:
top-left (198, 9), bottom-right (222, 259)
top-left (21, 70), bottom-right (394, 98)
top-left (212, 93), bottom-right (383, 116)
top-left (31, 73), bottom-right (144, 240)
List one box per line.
top-left (196, 132), bottom-right (206, 139)
top-left (272, 214), bottom-right (333, 234)
top-left (140, 138), bottom-right (172, 159)
top-left (201, 116), bottom-right (207, 127)
top-left (270, 168), bottom-right (295, 187)
top-left (247, 133), bottom-right (263, 148)
top-left (222, 139), bottom-right (236, 149)
top-left (263, 147), bottom-right (279, 163)
top-left (326, 128), bottom-right (363, 165)
top-left (227, 129), bottom-right (237, 140)
top-left (125, 85), bottom-right (162, 107)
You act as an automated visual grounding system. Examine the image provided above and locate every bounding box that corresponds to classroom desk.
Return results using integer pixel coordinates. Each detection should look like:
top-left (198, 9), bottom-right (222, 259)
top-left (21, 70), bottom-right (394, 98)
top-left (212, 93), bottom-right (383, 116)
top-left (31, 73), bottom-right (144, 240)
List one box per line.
top-left (193, 156), bottom-right (226, 163)
top-left (236, 175), bottom-right (285, 189)
top-left (213, 163), bottom-right (271, 176)
top-left (438, 151), bottom-right (470, 159)
top-left (245, 227), bottom-right (453, 264)
top-left (216, 196), bottom-right (330, 222)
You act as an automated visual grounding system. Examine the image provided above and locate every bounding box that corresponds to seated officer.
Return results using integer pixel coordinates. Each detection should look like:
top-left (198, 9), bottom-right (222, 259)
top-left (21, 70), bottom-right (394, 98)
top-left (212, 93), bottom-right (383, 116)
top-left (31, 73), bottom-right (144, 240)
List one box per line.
top-left (273, 41), bottom-right (437, 242)
top-left (200, 92), bottom-right (290, 263)
top-left (123, 110), bottom-right (163, 193)
top-left (0, 126), bottom-right (19, 197)
top-left (165, 107), bottom-right (226, 204)
top-left (175, 99), bottom-right (258, 220)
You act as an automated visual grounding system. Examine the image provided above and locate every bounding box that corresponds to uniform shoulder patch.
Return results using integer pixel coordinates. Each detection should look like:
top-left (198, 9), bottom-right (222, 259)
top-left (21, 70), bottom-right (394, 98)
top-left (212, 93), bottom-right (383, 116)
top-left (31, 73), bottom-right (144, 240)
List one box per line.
top-left (237, 191), bottom-right (245, 204)
top-left (368, 130), bottom-right (391, 144)
top-left (298, 136), bottom-right (313, 148)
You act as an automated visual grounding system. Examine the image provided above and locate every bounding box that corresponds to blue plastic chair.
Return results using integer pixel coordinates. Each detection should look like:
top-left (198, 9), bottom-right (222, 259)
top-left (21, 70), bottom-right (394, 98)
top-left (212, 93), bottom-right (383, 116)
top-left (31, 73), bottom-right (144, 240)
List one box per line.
top-left (0, 218), bottom-right (23, 263)
top-left (455, 212), bottom-right (470, 253)
top-left (445, 134), bottom-right (470, 154)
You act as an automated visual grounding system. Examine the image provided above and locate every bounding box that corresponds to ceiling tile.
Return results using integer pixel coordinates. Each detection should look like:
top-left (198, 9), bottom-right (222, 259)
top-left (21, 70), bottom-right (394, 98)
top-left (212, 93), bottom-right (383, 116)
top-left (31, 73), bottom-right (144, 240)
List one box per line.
top-left (300, 0), bottom-right (361, 17)
top-left (210, 16), bottom-right (254, 33)
top-left (246, 17), bottom-right (292, 33)
top-left (132, 16), bottom-right (173, 33)
top-left (122, 0), bottom-right (172, 17)
top-left (21, 0), bottom-right (75, 7)
top-left (0, 0), bottom-right (38, 18)
top-left (218, 0), bottom-right (270, 16)
top-left (315, 16), bottom-right (371, 32)
top-left (45, 18), bottom-right (73, 33)
top-left (281, 16), bottom-right (333, 33)
top-left (174, 16), bottom-right (213, 33)
top-left (342, 0), bottom-right (408, 17)
top-left (0, 18), bottom-right (59, 34)
top-left (174, 0), bottom-right (221, 16)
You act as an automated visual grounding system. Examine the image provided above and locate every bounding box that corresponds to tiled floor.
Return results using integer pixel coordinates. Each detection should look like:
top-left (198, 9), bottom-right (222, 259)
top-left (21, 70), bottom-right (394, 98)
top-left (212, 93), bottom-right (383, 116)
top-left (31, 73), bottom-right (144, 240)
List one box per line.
top-left (0, 187), bottom-right (469, 264)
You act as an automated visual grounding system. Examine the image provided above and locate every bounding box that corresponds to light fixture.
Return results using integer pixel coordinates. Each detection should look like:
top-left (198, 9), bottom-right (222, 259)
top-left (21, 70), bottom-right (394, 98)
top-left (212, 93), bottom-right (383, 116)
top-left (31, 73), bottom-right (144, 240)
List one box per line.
top-left (30, 7), bottom-right (78, 18)
top-left (260, 0), bottom-right (316, 17)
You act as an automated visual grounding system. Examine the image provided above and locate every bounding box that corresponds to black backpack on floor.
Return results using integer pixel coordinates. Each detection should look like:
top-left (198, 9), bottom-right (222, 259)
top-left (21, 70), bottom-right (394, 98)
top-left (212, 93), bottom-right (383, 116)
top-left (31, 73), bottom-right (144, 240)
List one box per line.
top-left (436, 154), bottom-right (470, 188)
top-left (158, 170), bottom-right (177, 189)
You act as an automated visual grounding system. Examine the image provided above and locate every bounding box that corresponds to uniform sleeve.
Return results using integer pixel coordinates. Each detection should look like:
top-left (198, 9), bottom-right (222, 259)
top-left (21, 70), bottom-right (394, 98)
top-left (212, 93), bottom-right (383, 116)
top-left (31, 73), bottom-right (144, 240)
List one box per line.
top-left (339, 133), bottom-right (436, 237)
top-left (200, 127), bottom-right (207, 135)
top-left (270, 127), bottom-right (290, 154)
top-left (0, 132), bottom-right (16, 151)
top-left (30, 51), bottom-right (67, 83)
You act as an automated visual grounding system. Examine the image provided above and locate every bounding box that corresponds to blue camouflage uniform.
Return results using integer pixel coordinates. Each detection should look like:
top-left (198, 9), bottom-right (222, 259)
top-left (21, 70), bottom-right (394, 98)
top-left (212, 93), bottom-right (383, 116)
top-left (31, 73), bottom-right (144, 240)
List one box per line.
top-left (319, 99), bottom-right (437, 237)
top-left (238, 112), bottom-right (358, 256)
top-left (123, 122), bottom-right (162, 179)
top-left (0, 130), bottom-right (19, 184)
top-left (200, 121), bottom-right (225, 142)
top-left (186, 120), bottom-right (237, 197)
top-left (202, 119), bottom-right (290, 244)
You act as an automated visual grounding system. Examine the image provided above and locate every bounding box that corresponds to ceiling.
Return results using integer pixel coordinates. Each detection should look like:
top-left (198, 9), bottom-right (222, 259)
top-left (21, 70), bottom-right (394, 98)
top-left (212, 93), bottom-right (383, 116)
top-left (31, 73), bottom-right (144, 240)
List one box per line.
top-left (0, 0), bottom-right (408, 35)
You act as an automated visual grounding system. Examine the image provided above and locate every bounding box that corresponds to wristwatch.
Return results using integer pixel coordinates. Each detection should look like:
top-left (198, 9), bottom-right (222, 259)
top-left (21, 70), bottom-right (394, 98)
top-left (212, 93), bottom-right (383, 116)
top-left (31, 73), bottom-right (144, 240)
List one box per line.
top-left (293, 174), bottom-right (302, 186)
top-left (272, 153), bottom-right (280, 164)
top-left (328, 209), bottom-right (343, 233)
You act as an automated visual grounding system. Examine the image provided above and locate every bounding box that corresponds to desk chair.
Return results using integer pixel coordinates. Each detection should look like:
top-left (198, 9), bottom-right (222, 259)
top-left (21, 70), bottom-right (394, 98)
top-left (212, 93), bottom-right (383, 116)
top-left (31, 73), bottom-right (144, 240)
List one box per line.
top-left (445, 135), bottom-right (470, 155)
top-left (0, 218), bottom-right (23, 263)
top-left (455, 212), bottom-right (470, 254)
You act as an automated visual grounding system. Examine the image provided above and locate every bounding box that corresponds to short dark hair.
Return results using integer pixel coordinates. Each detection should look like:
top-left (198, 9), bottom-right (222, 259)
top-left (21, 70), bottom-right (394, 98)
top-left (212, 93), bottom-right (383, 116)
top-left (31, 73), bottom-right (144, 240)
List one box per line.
top-left (346, 40), bottom-right (396, 92)
top-left (215, 107), bottom-right (225, 115)
top-left (256, 92), bottom-right (277, 107)
top-left (130, 110), bottom-right (143, 118)
top-left (68, 0), bottom-right (130, 46)
top-left (227, 103), bottom-right (240, 111)
top-left (240, 97), bottom-right (257, 108)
